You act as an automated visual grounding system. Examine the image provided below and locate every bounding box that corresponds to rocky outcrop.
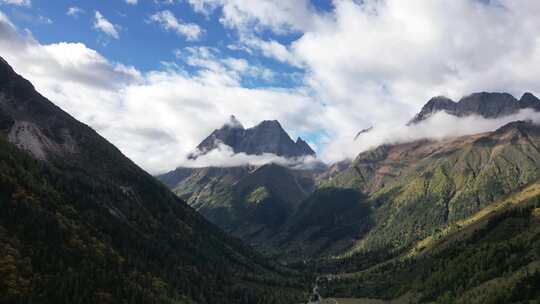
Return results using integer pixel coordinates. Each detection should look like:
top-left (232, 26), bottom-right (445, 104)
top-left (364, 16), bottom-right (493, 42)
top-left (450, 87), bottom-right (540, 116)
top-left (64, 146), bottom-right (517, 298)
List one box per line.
top-left (409, 92), bottom-right (540, 124)
top-left (192, 116), bottom-right (315, 158)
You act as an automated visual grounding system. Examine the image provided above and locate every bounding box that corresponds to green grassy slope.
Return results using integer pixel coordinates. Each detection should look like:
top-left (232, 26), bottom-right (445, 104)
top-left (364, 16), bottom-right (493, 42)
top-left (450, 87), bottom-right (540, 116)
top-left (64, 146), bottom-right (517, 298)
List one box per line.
top-left (322, 180), bottom-right (540, 303)
top-left (169, 164), bottom-right (317, 253)
top-left (313, 121), bottom-right (540, 256)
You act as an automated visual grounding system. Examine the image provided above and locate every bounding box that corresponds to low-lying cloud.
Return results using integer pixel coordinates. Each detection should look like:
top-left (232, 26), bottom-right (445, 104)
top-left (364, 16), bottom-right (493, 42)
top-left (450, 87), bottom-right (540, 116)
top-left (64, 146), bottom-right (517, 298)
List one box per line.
top-left (322, 109), bottom-right (540, 163)
top-left (175, 142), bottom-right (322, 171)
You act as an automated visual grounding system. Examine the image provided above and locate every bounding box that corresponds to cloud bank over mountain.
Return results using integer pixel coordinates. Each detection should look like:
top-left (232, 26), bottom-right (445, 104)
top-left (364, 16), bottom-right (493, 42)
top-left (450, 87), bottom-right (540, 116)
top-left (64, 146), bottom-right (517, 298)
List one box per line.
top-left (177, 142), bottom-right (321, 170)
top-left (324, 109), bottom-right (540, 163)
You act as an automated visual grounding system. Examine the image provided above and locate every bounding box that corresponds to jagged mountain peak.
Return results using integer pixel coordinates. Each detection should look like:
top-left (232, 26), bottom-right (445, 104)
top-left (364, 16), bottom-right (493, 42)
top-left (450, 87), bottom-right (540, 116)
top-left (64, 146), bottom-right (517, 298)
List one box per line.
top-left (224, 114), bottom-right (244, 129)
top-left (410, 91), bottom-right (540, 124)
top-left (193, 117), bottom-right (315, 158)
top-left (295, 136), bottom-right (308, 144)
top-left (520, 92), bottom-right (538, 101)
top-left (519, 92), bottom-right (540, 111)
top-left (424, 95), bottom-right (456, 110)
top-left (408, 96), bottom-right (456, 124)
top-left (257, 119), bottom-right (282, 127)
top-left (457, 92), bottom-right (519, 117)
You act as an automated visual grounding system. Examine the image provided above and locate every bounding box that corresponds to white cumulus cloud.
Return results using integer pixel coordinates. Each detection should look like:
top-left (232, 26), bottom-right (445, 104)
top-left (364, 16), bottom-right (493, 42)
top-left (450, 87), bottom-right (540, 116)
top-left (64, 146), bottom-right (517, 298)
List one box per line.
top-left (0, 11), bottom-right (317, 173)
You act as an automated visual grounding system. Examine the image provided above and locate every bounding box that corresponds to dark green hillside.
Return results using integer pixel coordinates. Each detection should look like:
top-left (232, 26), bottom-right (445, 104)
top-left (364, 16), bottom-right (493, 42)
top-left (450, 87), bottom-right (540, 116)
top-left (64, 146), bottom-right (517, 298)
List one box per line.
top-left (322, 181), bottom-right (540, 303)
top-left (282, 188), bottom-right (372, 258)
top-left (167, 163), bottom-right (317, 252)
top-left (0, 57), bottom-right (307, 304)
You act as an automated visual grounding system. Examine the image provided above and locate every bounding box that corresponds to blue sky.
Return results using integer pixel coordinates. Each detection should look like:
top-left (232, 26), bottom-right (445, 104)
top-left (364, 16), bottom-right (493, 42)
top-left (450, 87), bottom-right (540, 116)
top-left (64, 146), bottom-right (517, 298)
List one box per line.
top-left (1, 0), bottom-right (540, 173)
top-left (1, 0), bottom-right (314, 87)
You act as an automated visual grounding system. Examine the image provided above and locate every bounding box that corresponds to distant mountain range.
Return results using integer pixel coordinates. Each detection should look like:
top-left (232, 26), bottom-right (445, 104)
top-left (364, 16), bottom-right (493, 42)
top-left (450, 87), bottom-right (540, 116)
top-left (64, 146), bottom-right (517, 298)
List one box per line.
top-left (159, 91), bottom-right (540, 268)
top-left (0, 57), bottom-right (305, 304)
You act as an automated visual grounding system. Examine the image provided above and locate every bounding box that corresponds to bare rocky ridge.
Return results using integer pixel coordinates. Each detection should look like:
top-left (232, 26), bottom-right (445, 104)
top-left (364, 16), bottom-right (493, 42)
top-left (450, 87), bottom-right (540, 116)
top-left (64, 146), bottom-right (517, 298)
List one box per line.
top-left (409, 92), bottom-right (540, 124)
top-left (192, 115), bottom-right (315, 158)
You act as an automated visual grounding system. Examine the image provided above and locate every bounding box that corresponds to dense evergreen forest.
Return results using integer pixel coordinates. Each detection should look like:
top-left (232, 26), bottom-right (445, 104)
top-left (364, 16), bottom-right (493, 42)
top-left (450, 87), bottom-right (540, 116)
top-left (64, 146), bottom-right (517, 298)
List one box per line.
top-left (0, 57), bottom-right (309, 304)
top-left (318, 189), bottom-right (540, 303)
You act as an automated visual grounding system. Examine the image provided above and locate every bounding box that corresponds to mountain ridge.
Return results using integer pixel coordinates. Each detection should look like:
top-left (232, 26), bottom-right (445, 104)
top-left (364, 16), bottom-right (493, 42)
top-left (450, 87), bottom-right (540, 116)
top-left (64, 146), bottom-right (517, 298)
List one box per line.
top-left (159, 91), bottom-right (540, 260)
top-left (191, 115), bottom-right (315, 159)
top-left (409, 91), bottom-right (540, 124)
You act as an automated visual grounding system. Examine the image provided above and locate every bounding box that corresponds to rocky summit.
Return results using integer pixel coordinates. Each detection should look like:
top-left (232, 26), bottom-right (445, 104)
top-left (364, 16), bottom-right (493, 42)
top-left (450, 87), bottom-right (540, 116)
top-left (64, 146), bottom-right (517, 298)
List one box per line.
top-left (192, 115), bottom-right (315, 158)
top-left (409, 92), bottom-right (540, 124)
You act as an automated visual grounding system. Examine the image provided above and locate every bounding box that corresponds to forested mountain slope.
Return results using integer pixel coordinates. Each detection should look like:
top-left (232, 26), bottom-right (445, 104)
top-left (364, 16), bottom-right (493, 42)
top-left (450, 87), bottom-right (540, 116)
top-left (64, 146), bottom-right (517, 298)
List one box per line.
top-left (0, 57), bottom-right (306, 304)
top-left (303, 120), bottom-right (540, 256)
top-left (322, 177), bottom-right (540, 303)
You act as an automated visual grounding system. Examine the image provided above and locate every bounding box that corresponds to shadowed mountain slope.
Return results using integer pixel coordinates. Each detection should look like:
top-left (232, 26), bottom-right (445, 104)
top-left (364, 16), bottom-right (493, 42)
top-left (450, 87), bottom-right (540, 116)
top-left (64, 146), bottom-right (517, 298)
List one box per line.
top-left (0, 57), bottom-right (306, 304)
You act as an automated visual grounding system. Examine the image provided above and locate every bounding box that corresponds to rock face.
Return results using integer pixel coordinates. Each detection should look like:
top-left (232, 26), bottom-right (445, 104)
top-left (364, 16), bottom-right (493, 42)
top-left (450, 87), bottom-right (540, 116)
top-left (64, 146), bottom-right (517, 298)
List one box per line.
top-left (193, 116), bottom-right (315, 158)
top-left (0, 57), bottom-right (80, 161)
top-left (354, 126), bottom-right (373, 140)
top-left (409, 92), bottom-right (540, 124)
top-left (519, 92), bottom-right (540, 110)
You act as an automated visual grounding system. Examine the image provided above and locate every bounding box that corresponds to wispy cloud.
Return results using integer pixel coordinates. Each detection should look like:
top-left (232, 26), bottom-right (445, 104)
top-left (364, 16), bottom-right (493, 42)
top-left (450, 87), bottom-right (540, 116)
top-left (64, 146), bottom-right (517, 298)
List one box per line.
top-left (149, 10), bottom-right (202, 41)
top-left (187, 0), bottom-right (315, 34)
top-left (179, 142), bottom-right (321, 170)
top-left (10, 10), bottom-right (52, 24)
top-left (0, 0), bottom-right (30, 7)
top-left (67, 6), bottom-right (84, 18)
top-left (93, 11), bottom-right (120, 39)
top-left (125, 0), bottom-right (138, 4)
